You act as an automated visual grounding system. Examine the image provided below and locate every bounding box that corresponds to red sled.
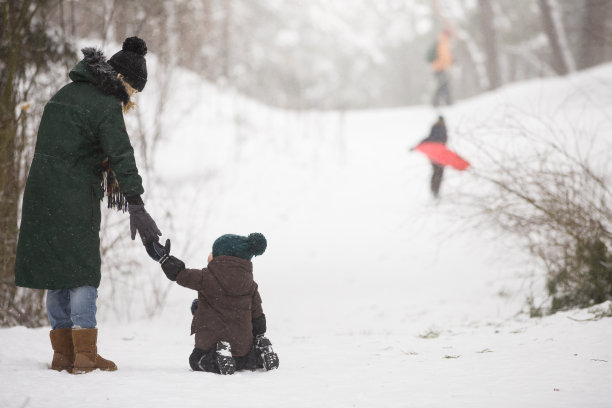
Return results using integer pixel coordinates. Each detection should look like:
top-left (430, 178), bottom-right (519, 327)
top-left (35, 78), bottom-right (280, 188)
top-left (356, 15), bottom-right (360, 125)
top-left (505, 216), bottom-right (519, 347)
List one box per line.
top-left (415, 142), bottom-right (470, 171)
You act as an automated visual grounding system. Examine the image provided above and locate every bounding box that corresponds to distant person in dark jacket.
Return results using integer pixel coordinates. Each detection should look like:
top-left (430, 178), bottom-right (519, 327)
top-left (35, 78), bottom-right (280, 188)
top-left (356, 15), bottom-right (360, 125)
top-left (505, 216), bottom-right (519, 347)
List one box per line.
top-left (412, 116), bottom-right (448, 198)
top-left (14, 37), bottom-right (161, 374)
top-left (149, 233), bottom-right (279, 375)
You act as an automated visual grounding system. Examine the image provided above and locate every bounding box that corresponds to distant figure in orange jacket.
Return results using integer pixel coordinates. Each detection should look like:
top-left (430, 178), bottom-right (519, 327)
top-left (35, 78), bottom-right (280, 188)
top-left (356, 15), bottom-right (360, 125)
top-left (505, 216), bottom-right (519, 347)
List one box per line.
top-left (431, 29), bottom-right (453, 107)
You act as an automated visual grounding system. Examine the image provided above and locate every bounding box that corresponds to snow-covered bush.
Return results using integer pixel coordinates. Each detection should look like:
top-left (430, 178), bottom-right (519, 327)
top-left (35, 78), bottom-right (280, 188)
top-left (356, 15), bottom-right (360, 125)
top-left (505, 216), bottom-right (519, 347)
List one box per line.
top-left (456, 111), bottom-right (612, 314)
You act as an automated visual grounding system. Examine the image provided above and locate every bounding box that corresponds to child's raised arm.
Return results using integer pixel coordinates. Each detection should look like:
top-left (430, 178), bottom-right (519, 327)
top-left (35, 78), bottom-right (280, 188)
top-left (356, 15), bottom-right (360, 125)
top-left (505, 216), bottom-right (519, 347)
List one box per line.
top-left (175, 267), bottom-right (206, 290)
top-left (144, 238), bottom-right (188, 282)
top-left (147, 239), bottom-right (206, 290)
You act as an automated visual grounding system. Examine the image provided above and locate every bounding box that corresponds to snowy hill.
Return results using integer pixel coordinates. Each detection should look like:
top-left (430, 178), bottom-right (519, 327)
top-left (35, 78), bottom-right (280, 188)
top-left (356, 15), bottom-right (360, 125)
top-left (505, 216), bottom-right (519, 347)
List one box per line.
top-left (1, 61), bottom-right (611, 408)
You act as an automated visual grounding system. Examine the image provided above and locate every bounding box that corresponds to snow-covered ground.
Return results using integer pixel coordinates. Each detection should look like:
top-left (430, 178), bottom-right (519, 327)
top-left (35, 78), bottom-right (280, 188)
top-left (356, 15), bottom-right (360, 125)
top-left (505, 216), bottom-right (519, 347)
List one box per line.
top-left (1, 59), bottom-right (611, 407)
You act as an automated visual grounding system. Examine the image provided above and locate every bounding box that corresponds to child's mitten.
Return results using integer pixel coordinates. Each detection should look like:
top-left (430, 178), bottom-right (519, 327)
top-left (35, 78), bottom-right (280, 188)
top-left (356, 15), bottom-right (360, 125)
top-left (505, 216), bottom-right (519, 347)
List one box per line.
top-left (145, 239), bottom-right (171, 263)
top-left (252, 314), bottom-right (267, 336)
top-left (161, 256), bottom-right (185, 281)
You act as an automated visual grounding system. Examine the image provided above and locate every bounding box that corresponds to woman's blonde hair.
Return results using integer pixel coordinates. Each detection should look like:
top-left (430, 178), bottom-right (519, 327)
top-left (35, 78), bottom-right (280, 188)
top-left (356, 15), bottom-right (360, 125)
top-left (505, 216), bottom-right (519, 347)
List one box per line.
top-left (118, 74), bottom-right (137, 114)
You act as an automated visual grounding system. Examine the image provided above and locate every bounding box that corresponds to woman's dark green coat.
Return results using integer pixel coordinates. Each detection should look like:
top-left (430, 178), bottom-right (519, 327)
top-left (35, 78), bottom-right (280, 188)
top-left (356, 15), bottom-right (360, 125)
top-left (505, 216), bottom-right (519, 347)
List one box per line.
top-left (15, 48), bottom-right (144, 289)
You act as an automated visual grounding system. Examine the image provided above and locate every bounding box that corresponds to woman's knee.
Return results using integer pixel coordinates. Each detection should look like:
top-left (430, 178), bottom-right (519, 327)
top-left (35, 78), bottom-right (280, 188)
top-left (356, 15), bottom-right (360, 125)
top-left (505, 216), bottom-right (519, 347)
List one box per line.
top-left (46, 289), bottom-right (72, 329)
top-left (69, 286), bottom-right (98, 328)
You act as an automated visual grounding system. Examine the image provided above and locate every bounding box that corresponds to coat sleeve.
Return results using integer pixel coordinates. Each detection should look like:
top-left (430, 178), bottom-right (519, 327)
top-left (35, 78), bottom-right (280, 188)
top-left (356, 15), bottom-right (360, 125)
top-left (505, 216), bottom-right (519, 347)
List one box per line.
top-left (176, 268), bottom-right (207, 291)
top-left (98, 103), bottom-right (144, 197)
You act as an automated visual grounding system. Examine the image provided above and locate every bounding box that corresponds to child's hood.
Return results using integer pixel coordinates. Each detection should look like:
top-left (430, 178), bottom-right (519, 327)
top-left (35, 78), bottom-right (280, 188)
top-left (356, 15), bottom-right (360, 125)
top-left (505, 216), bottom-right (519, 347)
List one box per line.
top-left (206, 255), bottom-right (255, 296)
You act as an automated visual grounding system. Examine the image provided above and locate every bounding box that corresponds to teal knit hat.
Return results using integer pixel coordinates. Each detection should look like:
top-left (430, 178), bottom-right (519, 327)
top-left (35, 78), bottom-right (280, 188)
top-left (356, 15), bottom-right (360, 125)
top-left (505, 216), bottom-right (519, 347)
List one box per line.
top-left (212, 233), bottom-right (267, 261)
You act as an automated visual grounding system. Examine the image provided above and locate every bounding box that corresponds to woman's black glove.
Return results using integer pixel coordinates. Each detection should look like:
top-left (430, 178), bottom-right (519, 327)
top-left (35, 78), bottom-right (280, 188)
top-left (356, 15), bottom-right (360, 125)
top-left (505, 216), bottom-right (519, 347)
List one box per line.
top-left (191, 299), bottom-right (198, 315)
top-left (161, 256), bottom-right (185, 281)
top-left (128, 202), bottom-right (162, 244)
top-left (145, 239), bottom-right (171, 264)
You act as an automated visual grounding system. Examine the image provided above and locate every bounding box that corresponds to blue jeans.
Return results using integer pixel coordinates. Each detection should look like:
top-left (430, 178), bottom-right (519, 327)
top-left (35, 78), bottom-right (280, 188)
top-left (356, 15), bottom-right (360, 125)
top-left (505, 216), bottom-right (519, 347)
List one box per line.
top-left (432, 71), bottom-right (452, 107)
top-left (47, 286), bottom-right (98, 329)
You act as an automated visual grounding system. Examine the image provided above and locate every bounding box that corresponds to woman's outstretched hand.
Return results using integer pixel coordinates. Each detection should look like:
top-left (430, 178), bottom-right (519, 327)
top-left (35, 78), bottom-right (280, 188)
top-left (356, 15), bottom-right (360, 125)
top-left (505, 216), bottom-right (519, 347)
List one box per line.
top-left (128, 203), bottom-right (162, 244)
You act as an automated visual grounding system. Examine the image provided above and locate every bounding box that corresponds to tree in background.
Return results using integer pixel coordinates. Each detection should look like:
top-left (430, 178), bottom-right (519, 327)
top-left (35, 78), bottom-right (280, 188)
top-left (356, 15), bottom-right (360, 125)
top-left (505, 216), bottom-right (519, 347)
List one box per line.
top-left (477, 0), bottom-right (502, 90)
top-left (42, 0), bottom-right (612, 110)
top-left (427, 0), bottom-right (612, 101)
top-left (2, 0), bottom-right (612, 327)
top-left (0, 0), bottom-right (74, 326)
top-left (574, 0), bottom-right (611, 70)
top-left (538, 0), bottom-right (576, 75)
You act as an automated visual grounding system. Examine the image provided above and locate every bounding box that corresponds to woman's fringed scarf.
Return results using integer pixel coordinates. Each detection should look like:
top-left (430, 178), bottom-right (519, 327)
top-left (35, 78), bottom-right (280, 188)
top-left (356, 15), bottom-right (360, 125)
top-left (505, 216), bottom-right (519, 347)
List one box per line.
top-left (101, 159), bottom-right (128, 212)
top-left (99, 77), bottom-right (135, 212)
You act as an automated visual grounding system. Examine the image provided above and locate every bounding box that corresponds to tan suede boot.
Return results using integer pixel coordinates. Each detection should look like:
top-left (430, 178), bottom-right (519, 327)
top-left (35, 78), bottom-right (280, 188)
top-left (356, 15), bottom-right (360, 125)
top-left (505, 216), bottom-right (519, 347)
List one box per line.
top-left (71, 328), bottom-right (117, 374)
top-left (50, 328), bottom-right (74, 372)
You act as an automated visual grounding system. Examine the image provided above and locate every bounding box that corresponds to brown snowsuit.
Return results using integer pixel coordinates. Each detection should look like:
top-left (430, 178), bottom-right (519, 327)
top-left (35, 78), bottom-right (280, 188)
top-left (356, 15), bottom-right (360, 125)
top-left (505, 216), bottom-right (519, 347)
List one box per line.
top-left (176, 255), bottom-right (264, 356)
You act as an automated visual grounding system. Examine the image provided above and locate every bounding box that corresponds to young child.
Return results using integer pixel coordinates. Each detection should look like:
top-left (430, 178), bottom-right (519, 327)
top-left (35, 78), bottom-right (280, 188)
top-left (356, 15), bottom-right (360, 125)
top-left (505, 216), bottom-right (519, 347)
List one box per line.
top-left (146, 233), bottom-right (279, 375)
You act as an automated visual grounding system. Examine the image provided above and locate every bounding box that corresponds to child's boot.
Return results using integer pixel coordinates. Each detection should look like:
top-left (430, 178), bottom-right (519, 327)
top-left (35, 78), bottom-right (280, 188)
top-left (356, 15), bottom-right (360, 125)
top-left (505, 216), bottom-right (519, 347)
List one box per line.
top-left (71, 328), bottom-right (117, 374)
top-left (254, 334), bottom-right (279, 371)
top-left (49, 328), bottom-right (74, 371)
top-left (215, 341), bottom-right (236, 375)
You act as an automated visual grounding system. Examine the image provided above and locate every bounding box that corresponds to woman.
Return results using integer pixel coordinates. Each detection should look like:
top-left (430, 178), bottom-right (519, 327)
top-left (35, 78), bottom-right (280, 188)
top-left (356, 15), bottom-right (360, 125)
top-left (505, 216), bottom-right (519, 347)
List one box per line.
top-left (14, 37), bottom-right (160, 374)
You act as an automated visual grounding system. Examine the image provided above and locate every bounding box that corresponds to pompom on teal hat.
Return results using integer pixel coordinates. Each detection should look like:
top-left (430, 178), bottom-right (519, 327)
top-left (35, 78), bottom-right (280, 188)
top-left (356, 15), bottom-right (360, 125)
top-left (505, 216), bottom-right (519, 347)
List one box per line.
top-left (212, 233), bottom-right (267, 261)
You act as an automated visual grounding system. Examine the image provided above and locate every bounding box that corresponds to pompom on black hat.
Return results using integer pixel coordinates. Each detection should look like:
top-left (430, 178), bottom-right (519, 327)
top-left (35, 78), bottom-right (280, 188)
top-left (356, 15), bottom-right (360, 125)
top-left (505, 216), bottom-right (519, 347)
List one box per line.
top-left (212, 233), bottom-right (267, 261)
top-left (109, 37), bottom-right (148, 92)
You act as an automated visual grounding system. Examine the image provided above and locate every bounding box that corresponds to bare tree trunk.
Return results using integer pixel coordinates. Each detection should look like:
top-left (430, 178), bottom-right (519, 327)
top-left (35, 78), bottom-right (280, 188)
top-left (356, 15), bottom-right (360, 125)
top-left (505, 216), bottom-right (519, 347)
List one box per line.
top-left (1, 0), bottom-right (29, 325)
top-left (477, 0), bottom-right (501, 90)
top-left (100, 0), bottom-right (118, 45)
top-left (538, 0), bottom-right (576, 75)
top-left (1, 0), bottom-right (74, 327)
top-left (200, 0), bottom-right (213, 73)
top-left (577, 0), bottom-right (611, 69)
top-left (0, 0), bottom-right (46, 327)
top-left (221, 0), bottom-right (232, 82)
top-left (454, 28), bottom-right (489, 91)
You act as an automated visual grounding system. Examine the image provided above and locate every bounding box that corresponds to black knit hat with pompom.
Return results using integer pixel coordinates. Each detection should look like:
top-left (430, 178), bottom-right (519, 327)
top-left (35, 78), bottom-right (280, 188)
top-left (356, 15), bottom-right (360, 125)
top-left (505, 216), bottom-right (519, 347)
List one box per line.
top-left (212, 233), bottom-right (267, 261)
top-left (109, 37), bottom-right (148, 91)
